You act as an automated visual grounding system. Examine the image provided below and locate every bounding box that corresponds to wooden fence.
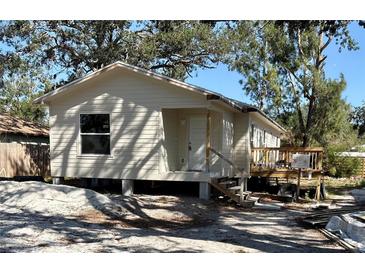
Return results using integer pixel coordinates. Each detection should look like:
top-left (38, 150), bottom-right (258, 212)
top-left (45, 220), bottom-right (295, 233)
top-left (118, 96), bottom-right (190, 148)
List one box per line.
top-left (0, 143), bottom-right (50, 178)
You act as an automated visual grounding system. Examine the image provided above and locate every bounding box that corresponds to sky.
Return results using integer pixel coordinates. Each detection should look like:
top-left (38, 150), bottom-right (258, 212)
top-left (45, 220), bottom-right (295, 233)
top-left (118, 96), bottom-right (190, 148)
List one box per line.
top-left (187, 22), bottom-right (365, 107)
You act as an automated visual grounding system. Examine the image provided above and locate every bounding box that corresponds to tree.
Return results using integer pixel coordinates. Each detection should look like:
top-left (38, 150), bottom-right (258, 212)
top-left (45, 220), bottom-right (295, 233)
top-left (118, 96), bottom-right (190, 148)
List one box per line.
top-left (0, 55), bottom-right (49, 124)
top-left (0, 20), bottom-right (224, 83)
top-left (226, 20), bottom-right (358, 147)
top-left (0, 20), bottom-right (225, 124)
top-left (352, 102), bottom-right (365, 136)
top-left (224, 21), bottom-right (282, 112)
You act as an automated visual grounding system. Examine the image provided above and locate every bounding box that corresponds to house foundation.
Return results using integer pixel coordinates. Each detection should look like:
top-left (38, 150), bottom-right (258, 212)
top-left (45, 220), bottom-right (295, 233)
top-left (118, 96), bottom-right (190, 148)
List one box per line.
top-left (52, 177), bottom-right (64, 185)
top-left (90, 178), bottom-right (99, 188)
top-left (199, 181), bottom-right (211, 200)
top-left (122, 179), bottom-right (134, 196)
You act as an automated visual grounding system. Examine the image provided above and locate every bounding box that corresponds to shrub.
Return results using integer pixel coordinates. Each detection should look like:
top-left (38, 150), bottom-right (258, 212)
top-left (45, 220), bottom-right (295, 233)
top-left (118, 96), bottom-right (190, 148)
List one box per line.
top-left (326, 146), bottom-right (362, 178)
top-left (334, 157), bottom-right (362, 178)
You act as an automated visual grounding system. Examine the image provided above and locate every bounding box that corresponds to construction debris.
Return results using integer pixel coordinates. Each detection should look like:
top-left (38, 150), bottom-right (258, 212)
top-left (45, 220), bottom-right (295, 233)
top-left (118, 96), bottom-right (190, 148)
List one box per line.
top-left (351, 188), bottom-right (365, 204)
top-left (325, 211), bottom-right (365, 252)
top-left (296, 206), bottom-right (365, 228)
top-left (319, 229), bottom-right (357, 252)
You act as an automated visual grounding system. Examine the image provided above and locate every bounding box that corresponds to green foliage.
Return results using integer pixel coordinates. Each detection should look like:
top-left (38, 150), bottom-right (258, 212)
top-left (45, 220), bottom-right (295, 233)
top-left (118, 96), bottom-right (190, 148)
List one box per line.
top-left (0, 68), bottom-right (48, 124)
top-left (0, 20), bottom-right (226, 124)
top-left (226, 20), bottom-right (359, 148)
top-left (0, 42), bottom-right (49, 124)
top-left (326, 144), bottom-right (362, 178)
top-left (1, 20), bottom-right (225, 82)
top-left (351, 102), bottom-right (365, 136)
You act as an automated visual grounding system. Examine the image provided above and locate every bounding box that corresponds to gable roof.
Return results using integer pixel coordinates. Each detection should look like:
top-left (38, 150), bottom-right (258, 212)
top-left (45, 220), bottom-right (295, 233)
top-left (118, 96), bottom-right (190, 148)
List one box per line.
top-left (0, 113), bottom-right (49, 137)
top-left (34, 61), bottom-right (286, 133)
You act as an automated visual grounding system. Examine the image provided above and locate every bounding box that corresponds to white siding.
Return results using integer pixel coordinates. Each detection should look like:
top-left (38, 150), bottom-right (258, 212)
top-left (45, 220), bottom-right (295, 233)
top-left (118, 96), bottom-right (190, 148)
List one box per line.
top-left (233, 113), bottom-right (250, 174)
top-left (209, 111), bottom-right (223, 176)
top-left (249, 112), bottom-right (282, 148)
top-left (222, 111), bottom-right (234, 177)
top-left (161, 109), bottom-right (179, 172)
top-left (49, 67), bottom-right (209, 180)
top-left (47, 65), bottom-right (283, 181)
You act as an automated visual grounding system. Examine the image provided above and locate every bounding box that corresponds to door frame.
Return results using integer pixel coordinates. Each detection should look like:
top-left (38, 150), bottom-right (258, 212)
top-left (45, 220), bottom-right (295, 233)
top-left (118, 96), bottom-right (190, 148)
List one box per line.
top-left (187, 114), bottom-right (207, 171)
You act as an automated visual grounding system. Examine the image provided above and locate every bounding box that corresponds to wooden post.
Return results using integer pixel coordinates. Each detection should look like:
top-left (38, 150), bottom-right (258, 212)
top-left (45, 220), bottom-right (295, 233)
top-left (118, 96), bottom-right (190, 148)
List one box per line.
top-left (315, 176), bottom-right (321, 201)
top-left (205, 110), bottom-right (211, 172)
top-left (239, 175), bottom-right (244, 203)
top-left (296, 168), bottom-right (301, 200)
top-left (320, 175), bottom-right (326, 199)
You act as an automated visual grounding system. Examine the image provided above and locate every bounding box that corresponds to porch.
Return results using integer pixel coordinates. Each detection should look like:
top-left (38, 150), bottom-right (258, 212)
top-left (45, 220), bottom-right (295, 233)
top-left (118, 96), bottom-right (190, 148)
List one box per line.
top-left (161, 107), bottom-right (230, 178)
top-left (250, 147), bottom-right (324, 178)
top-left (161, 107), bottom-right (249, 203)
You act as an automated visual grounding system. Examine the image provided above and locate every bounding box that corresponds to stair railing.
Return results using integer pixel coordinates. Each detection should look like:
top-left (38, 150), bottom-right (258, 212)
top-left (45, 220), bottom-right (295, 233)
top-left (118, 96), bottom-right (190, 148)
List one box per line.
top-left (209, 147), bottom-right (249, 202)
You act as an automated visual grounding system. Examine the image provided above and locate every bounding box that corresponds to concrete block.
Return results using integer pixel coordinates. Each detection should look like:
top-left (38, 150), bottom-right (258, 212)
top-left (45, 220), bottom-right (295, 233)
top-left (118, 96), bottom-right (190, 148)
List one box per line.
top-left (199, 182), bottom-right (211, 200)
top-left (52, 177), bottom-right (64, 185)
top-left (122, 179), bottom-right (134, 196)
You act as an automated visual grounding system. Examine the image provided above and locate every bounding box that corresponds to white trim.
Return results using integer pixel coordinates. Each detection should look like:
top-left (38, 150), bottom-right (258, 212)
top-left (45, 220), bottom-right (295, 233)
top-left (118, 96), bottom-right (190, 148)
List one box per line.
top-left (34, 61), bottom-right (217, 104)
top-left (337, 152), bottom-right (365, 158)
top-left (78, 112), bottom-right (112, 157)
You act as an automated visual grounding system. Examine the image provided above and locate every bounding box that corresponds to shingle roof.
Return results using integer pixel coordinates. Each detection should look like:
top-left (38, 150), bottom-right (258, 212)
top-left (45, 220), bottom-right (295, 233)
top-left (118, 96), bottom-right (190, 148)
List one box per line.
top-left (0, 113), bottom-right (49, 137)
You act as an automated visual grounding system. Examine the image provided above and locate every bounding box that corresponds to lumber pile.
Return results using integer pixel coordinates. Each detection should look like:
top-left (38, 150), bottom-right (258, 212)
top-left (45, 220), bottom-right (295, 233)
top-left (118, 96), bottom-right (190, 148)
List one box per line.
top-left (296, 206), bottom-right (365, 228)
top-left (319, 228), bottom-right (357, 252)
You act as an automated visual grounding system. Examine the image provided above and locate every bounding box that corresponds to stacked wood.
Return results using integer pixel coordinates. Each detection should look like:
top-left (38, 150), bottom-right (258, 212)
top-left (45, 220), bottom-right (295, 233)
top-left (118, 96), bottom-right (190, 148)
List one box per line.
top-left (296, 206), bottom-right (365, 228)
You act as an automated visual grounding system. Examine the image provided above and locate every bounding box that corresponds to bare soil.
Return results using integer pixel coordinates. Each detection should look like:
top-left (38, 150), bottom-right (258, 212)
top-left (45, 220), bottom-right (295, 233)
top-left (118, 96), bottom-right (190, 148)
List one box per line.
top-left (0, 181), bottom-right (345, 252)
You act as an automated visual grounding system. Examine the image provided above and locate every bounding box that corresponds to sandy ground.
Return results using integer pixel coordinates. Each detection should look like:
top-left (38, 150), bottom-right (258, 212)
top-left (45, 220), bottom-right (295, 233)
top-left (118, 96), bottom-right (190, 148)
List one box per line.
top-left (0, 181), bottom-right (345, 252)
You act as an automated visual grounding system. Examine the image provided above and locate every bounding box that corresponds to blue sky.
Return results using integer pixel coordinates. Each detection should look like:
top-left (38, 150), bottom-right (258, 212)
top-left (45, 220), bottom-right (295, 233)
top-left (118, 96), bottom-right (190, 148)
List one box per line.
top-left (187, 22), bottom-right (365, 107)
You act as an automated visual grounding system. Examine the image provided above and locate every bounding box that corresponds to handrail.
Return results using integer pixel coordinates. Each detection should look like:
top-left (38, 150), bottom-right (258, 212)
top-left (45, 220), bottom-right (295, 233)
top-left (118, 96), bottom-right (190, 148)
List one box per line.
top-left (209, 147), bottom-right (247, 176)
top-left (209, 147), bottom-right (249, 200)
top-left (251, 146), bottom-right (323, 171)
top-left (252, 147), bottom-right (324, 152)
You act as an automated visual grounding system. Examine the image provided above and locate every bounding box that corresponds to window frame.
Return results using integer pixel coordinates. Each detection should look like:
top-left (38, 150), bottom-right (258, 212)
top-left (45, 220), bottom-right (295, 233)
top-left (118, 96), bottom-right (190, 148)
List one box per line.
top-left (77, 112), bottom-right (113, 158)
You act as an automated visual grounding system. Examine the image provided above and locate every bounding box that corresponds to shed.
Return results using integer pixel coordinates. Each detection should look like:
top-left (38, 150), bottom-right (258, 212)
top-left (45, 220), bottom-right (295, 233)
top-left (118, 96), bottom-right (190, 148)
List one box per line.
top-left (0, 113), bottom-right (49, 144)
top-left (0, 113), bottom-right (50, 178)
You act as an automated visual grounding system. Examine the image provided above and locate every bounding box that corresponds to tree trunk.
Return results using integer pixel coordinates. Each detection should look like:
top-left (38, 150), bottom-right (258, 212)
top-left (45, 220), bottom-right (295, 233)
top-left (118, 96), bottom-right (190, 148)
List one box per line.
top-left (302, 97), bottom-right (315, 147)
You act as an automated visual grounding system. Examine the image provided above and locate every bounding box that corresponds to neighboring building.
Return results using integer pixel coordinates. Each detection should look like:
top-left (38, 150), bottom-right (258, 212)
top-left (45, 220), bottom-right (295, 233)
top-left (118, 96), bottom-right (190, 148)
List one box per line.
top-left (0, 113), bottom-right (49, 178)
top-left (34, 61), bottom-right (286, 199)
top-left (0, 113), bottom-right (49, 144)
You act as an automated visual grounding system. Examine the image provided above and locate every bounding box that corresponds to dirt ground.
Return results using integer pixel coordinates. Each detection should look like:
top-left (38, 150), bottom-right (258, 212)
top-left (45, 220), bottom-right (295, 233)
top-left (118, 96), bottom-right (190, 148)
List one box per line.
top-left (0, 181), bottom-right (345, 252)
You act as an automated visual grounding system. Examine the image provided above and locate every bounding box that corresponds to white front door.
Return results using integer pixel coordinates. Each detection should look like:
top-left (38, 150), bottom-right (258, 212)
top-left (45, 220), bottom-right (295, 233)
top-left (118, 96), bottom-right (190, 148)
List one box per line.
top-left (188, 115), bottom-right (206, 171)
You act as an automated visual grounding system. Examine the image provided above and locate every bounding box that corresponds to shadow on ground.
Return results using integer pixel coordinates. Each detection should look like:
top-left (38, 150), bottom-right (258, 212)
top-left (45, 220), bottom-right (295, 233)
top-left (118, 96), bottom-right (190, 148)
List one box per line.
top-left (0, 181), bottom-right (345, 252)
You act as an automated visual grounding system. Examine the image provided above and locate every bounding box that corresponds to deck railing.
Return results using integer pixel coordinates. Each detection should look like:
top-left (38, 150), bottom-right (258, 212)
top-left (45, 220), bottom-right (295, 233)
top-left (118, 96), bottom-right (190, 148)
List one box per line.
top-left (251, 147), bottom-right (323, 172)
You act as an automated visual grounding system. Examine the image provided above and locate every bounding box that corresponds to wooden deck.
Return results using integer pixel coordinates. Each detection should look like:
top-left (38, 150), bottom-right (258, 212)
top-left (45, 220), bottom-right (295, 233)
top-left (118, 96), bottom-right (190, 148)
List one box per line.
top-left (250, 147), bottom-right (324, 178)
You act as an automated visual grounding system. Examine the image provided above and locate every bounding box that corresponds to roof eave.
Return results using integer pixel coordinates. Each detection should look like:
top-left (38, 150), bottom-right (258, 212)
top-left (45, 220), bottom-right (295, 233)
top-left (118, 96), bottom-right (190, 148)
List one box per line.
top-left (33, 61), bottom-right (287, 133)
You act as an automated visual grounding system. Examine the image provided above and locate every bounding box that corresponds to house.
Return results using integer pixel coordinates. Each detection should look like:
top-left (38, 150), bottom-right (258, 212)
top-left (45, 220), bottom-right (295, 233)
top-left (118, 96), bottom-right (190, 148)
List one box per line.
top-left (34, 61), bottom-right (287, 201)
top-left (0, 113), bottom-right (49, 144)
top-left (0, 113), bottom-right (50, 178)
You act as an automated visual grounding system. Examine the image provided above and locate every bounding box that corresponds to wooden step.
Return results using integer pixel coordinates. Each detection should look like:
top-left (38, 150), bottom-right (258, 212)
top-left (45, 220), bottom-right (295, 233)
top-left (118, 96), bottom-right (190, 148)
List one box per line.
top-left (219, 181), bottom-right (236, 186)
top-left (227, 186), bottom-right (242, 191)
top-left (209, 181), bottom-right (240, 203)
top-left (235, 192), bottom-right (251, 197)
top-left (239, 199), bottom-right (256, 208)
top-left (211, 176), bottom-right (230, 183)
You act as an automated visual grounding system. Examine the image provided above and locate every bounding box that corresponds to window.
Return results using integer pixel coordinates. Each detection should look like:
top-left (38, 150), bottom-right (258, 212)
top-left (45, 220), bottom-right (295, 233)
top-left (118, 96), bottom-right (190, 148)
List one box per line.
top-left (80, 114), bottom-right (110, 155)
